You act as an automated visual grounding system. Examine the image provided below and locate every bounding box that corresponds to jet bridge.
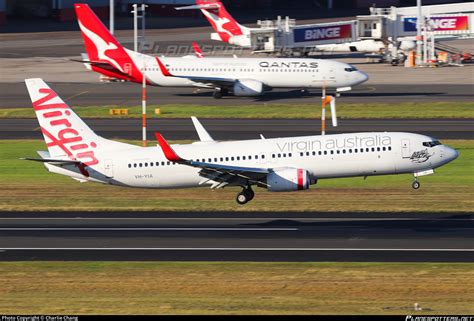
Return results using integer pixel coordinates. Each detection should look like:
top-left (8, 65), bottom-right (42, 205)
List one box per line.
top-left (250, 17), bottom-right (358, 56)
top-left (248, 2), bottom-right (474, 60)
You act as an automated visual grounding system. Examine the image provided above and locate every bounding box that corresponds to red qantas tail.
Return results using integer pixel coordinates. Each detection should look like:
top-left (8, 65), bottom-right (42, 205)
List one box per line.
top-left (74, 3), bottom-right (143, 82)
top-left (192, 42), bottom-right (205, 58)
top-left (177, 1), bottom-right (246, 42)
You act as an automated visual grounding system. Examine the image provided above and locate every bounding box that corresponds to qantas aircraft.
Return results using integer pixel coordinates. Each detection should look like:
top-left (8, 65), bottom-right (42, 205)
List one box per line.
top-left (74, 3), bottom-right (368, 98)
top-left (177, 0), bottom-right (385, 52)
top-left (177, 0), bottom-right (420, 56)
top-left (24, 78), bottom-right (458, 204)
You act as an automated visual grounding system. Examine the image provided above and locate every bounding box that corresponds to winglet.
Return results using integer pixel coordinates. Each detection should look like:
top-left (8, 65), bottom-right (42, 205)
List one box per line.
top-left (155, 132), bottom-right (183, 162)
top-left (155, 57), bottom-right (173, 77)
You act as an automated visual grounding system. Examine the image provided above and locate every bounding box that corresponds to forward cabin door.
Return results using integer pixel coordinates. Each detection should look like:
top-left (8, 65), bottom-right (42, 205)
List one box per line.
top-left (401, 139), bottom-right (411, 158)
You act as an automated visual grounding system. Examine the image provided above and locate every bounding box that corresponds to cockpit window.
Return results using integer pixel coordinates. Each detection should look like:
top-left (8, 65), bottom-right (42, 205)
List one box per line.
top-left (344, 66), bottom-right (358, 72)
top-left (423, 140), bottom-right (442, 147)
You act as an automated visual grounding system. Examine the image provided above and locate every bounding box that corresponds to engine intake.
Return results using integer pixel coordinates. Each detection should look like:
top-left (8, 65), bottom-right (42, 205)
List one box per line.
top-left (267, 168), bottom-right (310, 192)
top-left (233, 79), bottom-right (264, 96)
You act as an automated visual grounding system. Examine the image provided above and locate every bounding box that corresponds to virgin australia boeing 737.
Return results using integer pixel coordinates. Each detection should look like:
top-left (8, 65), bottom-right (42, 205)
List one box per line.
top-left (24, 79), bottom-right (458, 204)
top-left (74, 3), bottom-right (368, 98)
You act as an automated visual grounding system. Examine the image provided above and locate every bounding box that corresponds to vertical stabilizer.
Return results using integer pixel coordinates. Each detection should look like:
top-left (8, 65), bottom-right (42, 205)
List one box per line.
top-left (25, 78), bottom-right (101, 166)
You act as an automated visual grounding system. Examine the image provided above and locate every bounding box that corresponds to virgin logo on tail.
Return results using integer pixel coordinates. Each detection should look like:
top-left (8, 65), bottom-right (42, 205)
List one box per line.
top-left (78, 20), bottom-right (124, 73)
top-left (34, 88), bottom-right (99, 167)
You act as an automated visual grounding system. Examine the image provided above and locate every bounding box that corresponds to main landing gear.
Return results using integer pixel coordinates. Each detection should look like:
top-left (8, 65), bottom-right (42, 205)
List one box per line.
top-left (236, 186), bottom-right (255, 205)
top-left (412, 178), bottom-right (421, 190)
top-left (213, 89), bottom-right (223, 99)
top-left (213, 88), bottom-right (229, 99)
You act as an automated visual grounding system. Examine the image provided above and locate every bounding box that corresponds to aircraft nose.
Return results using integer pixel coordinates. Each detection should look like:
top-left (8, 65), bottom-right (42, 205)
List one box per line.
top-left (442, 146), bottom-right (459, 163)
top-left (356, 71), bottom-right (369, 84)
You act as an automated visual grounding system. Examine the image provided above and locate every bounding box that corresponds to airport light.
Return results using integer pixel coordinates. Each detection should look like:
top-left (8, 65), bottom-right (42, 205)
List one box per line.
top-left (132, 3), bottom-right (148, 146)
top-left (109, 0), bottom-right (114, 34)
top-left (132, 4), bottom-right (138, 52)
top-left (142, 62), bottom-right (147, 147)
top-left (321, 87), bottom-right (337, 135)
top-left (131, 4), bottom-right (147, 53)
top-left (415, 0), bottom-right (423, 66)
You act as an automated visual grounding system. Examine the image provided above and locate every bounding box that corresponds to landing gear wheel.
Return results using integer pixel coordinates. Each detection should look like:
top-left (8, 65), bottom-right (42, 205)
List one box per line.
top-left (412, 180), bottom-right (420, 190)
top-left (213, 89), bottom-right (223, 99)
top-left (236, 191), bottom-right (249, 205)
top-left (236, 186), bottom-right (254, 205)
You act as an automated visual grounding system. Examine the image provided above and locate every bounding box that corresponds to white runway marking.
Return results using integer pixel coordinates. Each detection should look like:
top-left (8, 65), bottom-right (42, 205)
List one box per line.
top-left (1, 248), bottom-right (472, 252)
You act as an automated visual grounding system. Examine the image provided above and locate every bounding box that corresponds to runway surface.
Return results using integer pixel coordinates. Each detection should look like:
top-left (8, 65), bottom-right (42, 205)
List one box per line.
top-left (2, 118), bottom-right (472, 140)
top-left (2, 82), bottom-right (474, 107)
top-left (0, 211), bottom-right (472, 262)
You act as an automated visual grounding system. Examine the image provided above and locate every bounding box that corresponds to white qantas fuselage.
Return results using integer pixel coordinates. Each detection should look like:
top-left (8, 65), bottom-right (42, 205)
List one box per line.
top-left (75, 3), bottom-right (368, 96)
top-left (132, 52), bottom-right (368, 89)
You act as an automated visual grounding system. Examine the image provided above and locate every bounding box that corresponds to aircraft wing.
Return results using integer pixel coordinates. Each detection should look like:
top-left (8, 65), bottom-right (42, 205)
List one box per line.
top-left (187, 76), bottom-right (236, 88)
top-left (155, 132), bottom-right (270, 188)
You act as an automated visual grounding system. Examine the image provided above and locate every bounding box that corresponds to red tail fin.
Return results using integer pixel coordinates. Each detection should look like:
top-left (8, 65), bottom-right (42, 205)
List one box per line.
top-left (192, 42), bottom-right (205, 58)
top-left (196, 0), bottom-right (243, 42)
top-left (74, 3), bottom-right (143, 82)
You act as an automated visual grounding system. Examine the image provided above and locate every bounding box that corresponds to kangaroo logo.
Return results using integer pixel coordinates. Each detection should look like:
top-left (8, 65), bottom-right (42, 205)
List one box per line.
top-left (78, 20), bottom-right (124, 73)
top-left (202, 10), bottom-right (235, 38)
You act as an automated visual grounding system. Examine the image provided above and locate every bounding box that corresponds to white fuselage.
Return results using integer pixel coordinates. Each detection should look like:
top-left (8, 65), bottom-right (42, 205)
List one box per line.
top-left (46, 132), bottom-right (458, 190)
top-left (129, 51), bottom-right (368, 90)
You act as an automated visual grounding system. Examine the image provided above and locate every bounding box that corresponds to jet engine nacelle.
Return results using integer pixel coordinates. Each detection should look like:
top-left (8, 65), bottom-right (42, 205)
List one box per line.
top-left (233, 79), bottom-right (264, 96)
top-left (267, 168), bottom-right (310, 192)
top-left (399, 40), bottom-right (416, 52)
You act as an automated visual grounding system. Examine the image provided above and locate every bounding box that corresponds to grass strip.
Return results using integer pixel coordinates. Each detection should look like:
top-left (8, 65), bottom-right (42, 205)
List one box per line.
top-left (1, 102), bottom-right (473, 119)
top-left (0, 262), bottom-right (473, 314)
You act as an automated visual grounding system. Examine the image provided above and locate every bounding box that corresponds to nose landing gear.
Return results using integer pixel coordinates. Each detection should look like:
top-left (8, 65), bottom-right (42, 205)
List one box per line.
top-left (236, 186), bottom-right (255, 205)
top-left (412, 179), bottom-right (420, 190)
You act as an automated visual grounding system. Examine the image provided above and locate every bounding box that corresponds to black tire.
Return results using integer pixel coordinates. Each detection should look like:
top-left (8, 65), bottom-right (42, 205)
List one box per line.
top-left (236, 191), bottom-right (249, 205)
top-left (213, 90), bottom-right (223, 99)
top-left (412, 181), bottom-right (420, 190)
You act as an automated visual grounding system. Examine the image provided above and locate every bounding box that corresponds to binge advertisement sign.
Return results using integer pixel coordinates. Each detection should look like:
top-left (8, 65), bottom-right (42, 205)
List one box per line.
top-left (403, 16), bottom-right (469, 32)
top-left (294, 23), bottom-right (352, 43)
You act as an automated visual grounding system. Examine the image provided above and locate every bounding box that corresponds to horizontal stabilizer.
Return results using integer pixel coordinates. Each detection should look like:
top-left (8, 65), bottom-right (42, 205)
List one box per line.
top-left (175, 4), bottom-right (220, 11)
top-left (70, 59), bottom-right (131, 77)
top-left (21, 157), bottom-right (82, 166)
